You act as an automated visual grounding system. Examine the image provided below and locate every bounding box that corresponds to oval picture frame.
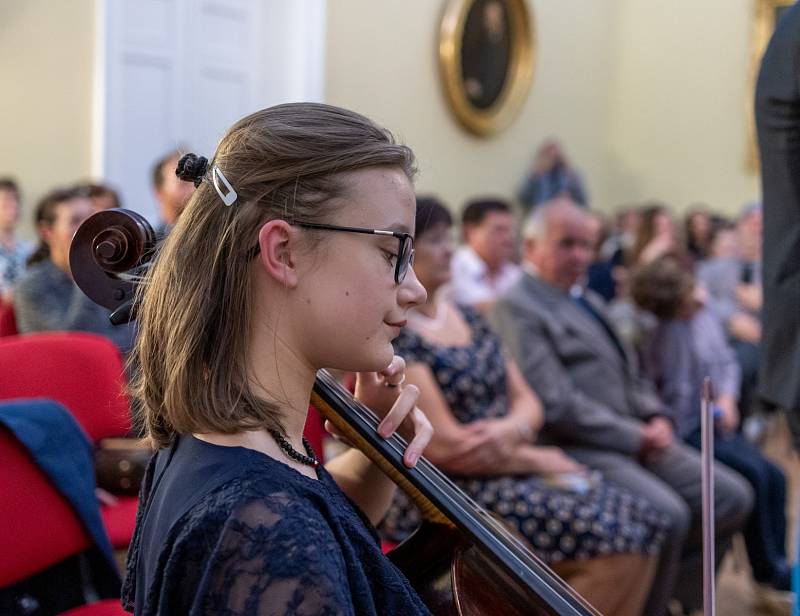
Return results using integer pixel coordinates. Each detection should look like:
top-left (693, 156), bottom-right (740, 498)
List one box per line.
top-left (439, 0), bottom-right (536, 137)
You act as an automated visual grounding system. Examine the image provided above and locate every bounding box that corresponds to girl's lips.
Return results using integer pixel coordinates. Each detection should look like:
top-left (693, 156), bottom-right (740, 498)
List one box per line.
top-left (385, 320), bottom-right (407, 328)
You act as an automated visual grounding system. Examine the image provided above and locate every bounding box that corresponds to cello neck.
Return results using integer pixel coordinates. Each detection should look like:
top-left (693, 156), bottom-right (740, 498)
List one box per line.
top-left (312, 370), bottom-right (599, 616)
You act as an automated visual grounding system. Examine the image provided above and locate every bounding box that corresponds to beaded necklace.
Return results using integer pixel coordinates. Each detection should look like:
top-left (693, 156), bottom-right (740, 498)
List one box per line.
top-left (267, 428), bottom-right (320, 468)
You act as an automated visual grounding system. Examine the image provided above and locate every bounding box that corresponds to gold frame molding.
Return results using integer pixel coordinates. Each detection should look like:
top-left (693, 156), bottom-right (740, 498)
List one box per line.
top-left (439, 0), bottom-right (536, 137)
top-left (747, 0), bottom-right (794, 170)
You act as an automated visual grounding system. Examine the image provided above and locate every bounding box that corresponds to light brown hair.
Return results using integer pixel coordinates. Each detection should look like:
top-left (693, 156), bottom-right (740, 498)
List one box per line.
top-left (630, 256), bottom-right (694, 320)
top-left (130, 103), bottom-right (416, 448)
top-left (27, 186), bottom-right (84, 266)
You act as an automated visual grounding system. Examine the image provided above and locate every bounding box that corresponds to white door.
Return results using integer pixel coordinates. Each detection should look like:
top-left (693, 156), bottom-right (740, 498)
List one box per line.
top-left (95, 0), bottom-right (326, 223)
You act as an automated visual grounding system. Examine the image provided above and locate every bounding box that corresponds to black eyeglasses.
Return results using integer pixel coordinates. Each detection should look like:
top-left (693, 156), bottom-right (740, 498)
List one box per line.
top-left (248, 221), bottom-right (415, 284)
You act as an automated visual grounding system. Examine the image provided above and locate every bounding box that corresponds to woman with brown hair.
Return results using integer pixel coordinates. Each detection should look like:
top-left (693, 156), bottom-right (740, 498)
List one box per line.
top-left (381, 196), bottom-right (667, 616)
top-left (122, 103), bottom-right (434, 615)
top-left (13, 186), bottom-right (135, 352)
top-left (627, 203), bottom-right (683, 267)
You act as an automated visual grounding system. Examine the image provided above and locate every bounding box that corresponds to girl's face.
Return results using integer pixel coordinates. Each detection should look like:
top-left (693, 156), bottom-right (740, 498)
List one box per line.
top-left (412, 222), bottom-right (454, 295)
top-left (41, 198), bottom-right (92, 273)
top-left (0, 190), bottom-right (20, 232)
top-left (654, 212), bottom-right (674, 239)
top-left (689, 212), bottom-right (711, 239)
top-left (677, 281), bottom-right (706, 320)
top-left (292, 167), bottom-right (427, 372)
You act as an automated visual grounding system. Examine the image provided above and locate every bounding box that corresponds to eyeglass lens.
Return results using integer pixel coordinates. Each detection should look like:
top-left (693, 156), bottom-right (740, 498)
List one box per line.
top-left (396, 236), bottom-right (414, 284)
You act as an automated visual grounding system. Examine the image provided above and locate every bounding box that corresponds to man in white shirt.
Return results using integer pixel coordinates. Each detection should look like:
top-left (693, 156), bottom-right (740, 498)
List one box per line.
top-left (450, 198), bottom-right (521, 313)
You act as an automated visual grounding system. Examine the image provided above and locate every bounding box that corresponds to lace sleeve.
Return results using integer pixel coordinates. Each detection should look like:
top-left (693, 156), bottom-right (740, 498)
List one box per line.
top-left (192, 494), bottom-right (353, 616)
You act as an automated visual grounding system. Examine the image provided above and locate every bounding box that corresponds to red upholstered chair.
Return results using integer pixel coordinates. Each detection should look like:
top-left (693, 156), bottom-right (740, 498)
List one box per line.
top-left (0, 300), bottom-right (18, 337)
top-left (0, 427), bottom-right (127, 615)
top-left (304, 405), bottom-right (327, 463)
top-left (0, 332), bottom-right (137, 548)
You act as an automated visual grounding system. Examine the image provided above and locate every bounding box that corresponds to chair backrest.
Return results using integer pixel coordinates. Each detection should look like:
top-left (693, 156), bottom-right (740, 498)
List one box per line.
top-left (0, 427), bottom-right (92, 585)
top-left (304, 406), bottom-right (326, 463)
top-left (0, 333), bottom-right (131, 441)
top-left (0, 301), bottom-right (18, 337)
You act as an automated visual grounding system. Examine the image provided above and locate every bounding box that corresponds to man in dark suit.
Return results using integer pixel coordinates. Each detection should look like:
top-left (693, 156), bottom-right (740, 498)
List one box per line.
top-left (490, 199), bottom-right (753, 615)
top-left (755, 1), bottom-right (800, 448)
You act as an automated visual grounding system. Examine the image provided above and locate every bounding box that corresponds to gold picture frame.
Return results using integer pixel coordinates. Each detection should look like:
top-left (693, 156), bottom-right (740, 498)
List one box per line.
top-left (439, 0), bottom-right (536, 137)
top-left (747, 0), bottom-right (794, 170)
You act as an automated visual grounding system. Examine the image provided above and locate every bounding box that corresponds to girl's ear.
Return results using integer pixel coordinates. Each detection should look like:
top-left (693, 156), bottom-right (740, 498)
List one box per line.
top-left (255, 220), bottom-right (300, 287)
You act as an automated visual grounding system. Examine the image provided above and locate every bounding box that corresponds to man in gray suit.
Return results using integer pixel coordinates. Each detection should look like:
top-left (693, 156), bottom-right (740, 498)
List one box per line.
top-left (490, 199), bottom-right (753, 615)
top-left (756, 0), bottom-right (800, 448)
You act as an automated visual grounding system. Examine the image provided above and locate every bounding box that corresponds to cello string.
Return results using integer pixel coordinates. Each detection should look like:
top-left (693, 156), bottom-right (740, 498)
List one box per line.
top-left (319, 374), bottom-right (577, 588)
top-left (320, 373), bottom-right (595, 607)
top-left (322, 374), bottom-right (551, 556)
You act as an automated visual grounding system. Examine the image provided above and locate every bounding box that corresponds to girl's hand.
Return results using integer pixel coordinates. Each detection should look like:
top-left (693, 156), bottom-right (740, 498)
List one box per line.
top-left (352, 355), bottom-right (433, 468)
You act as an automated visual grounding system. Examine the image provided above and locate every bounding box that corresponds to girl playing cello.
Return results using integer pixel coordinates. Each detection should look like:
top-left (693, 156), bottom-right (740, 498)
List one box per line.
top-left (122, 103), bottom-right (434, 615)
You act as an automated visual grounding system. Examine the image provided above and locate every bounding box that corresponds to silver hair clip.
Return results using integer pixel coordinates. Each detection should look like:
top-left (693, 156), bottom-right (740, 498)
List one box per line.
top-left (212, 165), bottom-right (238, 206)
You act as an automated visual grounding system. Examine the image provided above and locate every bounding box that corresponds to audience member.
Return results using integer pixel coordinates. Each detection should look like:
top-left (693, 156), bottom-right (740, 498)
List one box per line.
top-left (490, 199), bottom-right (753, 615)
top-left (705, 221), bottom-right (739, 260)
top-left (627, 203), bottom-right (683, 267)
top-left (517, 139), bottom-right (587, 213)
top-left (585, 210), bottom-right (619, 302)
top-left (382, 197), bottom-right (666, 616)
top-left (696, 203), bottom-right (763, 417)
top-left (600, 206), bottom-right (641, 262)
top-left (0, 178), bottom-right (32, 301)
top-left (631, 257), bottom-right (791, 598)
top-left (684, 206), bottom-right (713, 262)
top-left (151, 149), bottom-right (194, 238)
top-left (449, 198), bottom-right (520, 313)
top-left (79, 182), bottom-right (122, 213)
top-left (590, 205), bottom-right (642, 303)
top-left (13, 187), bottom-right (135, 353)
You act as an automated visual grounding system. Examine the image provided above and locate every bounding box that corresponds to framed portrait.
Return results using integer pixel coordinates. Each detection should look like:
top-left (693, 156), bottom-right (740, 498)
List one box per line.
top-left (747, 0), bottom-right (794, 170)
top-left (439, 0), bottom-right (536, 137)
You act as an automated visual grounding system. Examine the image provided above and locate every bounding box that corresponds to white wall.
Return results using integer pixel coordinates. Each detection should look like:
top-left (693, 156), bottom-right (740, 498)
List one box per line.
top-left (326, 0), bottom-right (761, 216)
top-left (325, 0), bottom-right (622, 212)
top-left (0, 0), bottom-right (764, 238)
top-left (607, 0), bottom-right (760, 214)
top-left (0, 0), bottom-right (96, 236)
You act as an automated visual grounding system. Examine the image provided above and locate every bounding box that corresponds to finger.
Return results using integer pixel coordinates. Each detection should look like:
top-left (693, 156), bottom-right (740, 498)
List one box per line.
top-left (379, 355), bottom-right (405, 377)
top-left (324, 419), bottom-right (342, 438)
top-left (377, 384), bottom-right (419, 438)
top-left (323, 420), bottom-right (355, 448)
top-left (354, 370), bottom-right (381, 390)
top-left (402, 406), bottom-right (434, 468)
top-left (378, 355), bottom-right (406, 387)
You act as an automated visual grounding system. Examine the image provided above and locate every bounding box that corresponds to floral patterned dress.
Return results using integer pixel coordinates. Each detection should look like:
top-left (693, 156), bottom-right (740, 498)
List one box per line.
top-left (381, 305), bottom-right (667, 564)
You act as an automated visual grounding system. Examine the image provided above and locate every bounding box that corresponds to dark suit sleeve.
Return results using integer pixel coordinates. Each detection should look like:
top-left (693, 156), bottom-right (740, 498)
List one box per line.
top-left (490, 299), bottom-right (644, 455)
top-left (756, 2), bottom-right (800, 414)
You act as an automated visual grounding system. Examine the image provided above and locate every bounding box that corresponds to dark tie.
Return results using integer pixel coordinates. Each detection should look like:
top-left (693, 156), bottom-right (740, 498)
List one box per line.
top-left (572, 294), bottom-right (628, 362)
top-left (740, 261), bottom-right (755, 284)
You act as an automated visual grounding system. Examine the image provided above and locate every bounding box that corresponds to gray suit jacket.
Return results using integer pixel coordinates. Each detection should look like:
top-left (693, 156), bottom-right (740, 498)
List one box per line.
top-left (490, 273), bottom-right (667, 456)
top-left (755, 1), bottom-right (800, 411)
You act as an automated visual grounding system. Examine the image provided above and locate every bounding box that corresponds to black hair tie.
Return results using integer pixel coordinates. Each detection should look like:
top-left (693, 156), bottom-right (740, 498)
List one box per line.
top-left (175, 153), bottom-right (209, 187)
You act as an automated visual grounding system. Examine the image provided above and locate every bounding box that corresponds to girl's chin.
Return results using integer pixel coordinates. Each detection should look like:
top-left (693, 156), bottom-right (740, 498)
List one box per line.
top-left (324, 345), bottom-right (394, 374)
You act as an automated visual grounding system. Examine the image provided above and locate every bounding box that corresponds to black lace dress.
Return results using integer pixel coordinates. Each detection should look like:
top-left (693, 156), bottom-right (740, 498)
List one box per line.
top-left (381, 305), bottom-right (667, 564)
top-left (122, 435), bottom-right (430, 615)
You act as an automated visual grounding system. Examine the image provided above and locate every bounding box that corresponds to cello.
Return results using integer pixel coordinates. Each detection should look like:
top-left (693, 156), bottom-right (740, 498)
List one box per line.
top-left (69, 209), bottom-right (601, 616)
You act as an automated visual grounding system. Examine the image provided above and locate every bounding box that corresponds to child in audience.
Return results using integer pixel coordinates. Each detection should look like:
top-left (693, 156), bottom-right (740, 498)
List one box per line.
top-left (631, 257), bottom-right (791, 599)
top-left (123, 103), bottom-right (435, 615)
